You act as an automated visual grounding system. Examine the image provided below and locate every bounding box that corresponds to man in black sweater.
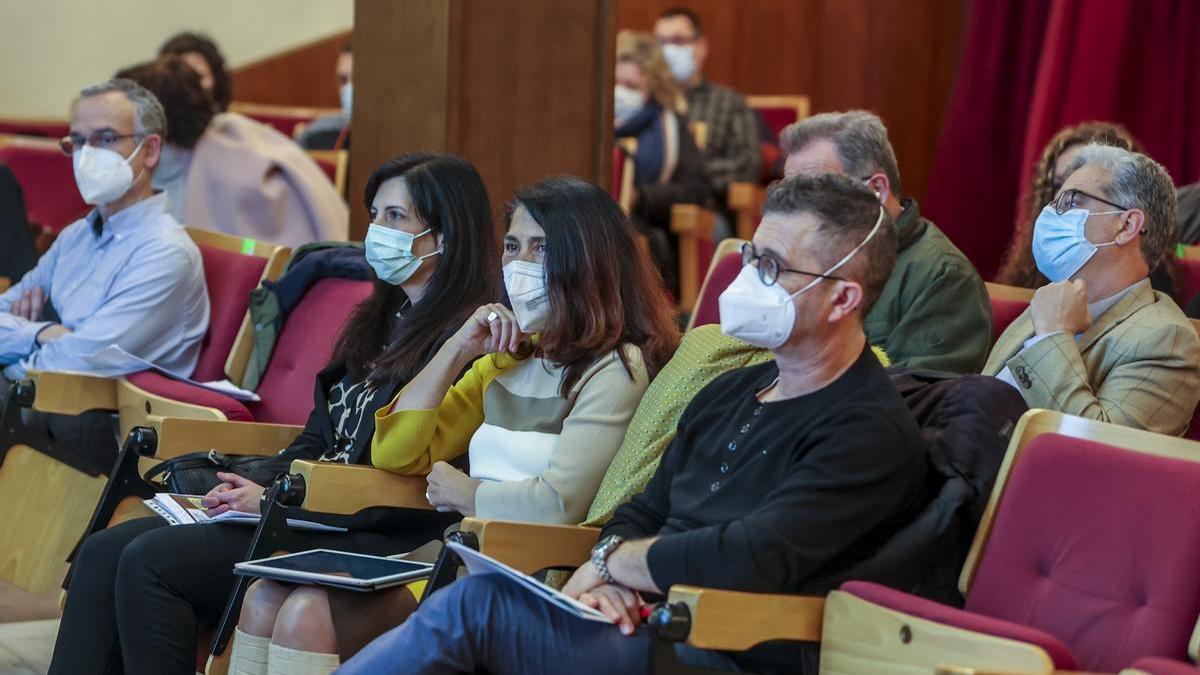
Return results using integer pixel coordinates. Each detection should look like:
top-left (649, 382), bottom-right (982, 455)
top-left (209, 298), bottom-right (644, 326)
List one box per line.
top-left (339, 174), bottom-right (931, 675)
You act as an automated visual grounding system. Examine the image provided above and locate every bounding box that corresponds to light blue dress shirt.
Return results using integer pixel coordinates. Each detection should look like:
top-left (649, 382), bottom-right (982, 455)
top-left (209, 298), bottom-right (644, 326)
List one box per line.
top-left (0, 192), bottom-right (210, 379)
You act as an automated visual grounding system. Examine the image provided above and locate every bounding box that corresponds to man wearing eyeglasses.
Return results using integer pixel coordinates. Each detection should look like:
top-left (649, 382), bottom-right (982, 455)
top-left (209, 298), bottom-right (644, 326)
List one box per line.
top-left (338, 175), bottom-right (930, 675)
top-left (0, 78), bottom-right (208, 470)
top-left (653, 7), bottom-right (761, 213)
top-left (984, 143), bottom-right (1200, 436)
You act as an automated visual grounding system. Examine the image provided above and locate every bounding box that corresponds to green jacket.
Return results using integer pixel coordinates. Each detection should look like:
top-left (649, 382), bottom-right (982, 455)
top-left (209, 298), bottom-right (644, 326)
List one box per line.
top-left (863, 199), bottom-right (992, 373)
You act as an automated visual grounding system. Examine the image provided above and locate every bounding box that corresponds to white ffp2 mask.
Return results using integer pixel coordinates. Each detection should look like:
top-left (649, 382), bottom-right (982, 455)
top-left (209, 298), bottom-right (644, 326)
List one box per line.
top-left (503, 260), bottom-right (550, 332)
top-left (73, 141), bottom-right (144, 205)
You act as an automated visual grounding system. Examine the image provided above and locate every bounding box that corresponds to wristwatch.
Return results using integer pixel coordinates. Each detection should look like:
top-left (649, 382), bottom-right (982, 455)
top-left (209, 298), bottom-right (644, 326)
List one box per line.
top-left (591, 535), bottom-right (624, 584)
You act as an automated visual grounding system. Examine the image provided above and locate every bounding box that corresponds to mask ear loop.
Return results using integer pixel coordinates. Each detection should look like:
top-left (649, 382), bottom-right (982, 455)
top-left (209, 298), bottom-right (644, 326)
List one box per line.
top-left (786, 205), bottom-right (886, 299)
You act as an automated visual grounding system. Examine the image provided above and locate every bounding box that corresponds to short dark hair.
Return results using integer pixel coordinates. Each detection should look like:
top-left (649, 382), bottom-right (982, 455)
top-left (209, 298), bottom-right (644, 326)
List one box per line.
top-left (763, 173), bottom-right (897, 314)
top-left (657, 7), bottom-right (702, 36)
top-left (159, 32), bottom-right (232, 112)
top-left (116, 57), bottom-right (213, 149)
top-left (334, 153), bottom-right (500, 385)
top-left (505, 176), bottom-right (680, 395)
top-left (780, 110), bottom-right (904, 197)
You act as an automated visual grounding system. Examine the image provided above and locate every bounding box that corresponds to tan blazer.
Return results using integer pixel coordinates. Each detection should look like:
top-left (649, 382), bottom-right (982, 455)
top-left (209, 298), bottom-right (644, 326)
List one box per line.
top-left (183, 112), bottom-right (348, 248)
top-left (982, 279), bottom-right (1200, 436)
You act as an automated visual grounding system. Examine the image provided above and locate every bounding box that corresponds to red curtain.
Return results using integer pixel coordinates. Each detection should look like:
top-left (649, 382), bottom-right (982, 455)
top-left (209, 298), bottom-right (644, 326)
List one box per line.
top-left (925, 0), bottom-right (1200, 281)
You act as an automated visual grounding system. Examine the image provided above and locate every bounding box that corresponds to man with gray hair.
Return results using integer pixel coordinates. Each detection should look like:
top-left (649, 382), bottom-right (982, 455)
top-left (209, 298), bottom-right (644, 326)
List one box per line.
top-left (782, 110), bottom-right (992, 373)
top-left (0, 78), bottom-right (209, 469)
top-left (984, 143), bottom-right (1200, 435)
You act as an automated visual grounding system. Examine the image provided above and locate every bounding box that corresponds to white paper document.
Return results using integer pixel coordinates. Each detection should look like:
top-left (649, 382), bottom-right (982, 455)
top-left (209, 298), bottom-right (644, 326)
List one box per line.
top-left (146, 493), bottom-right (345, 532)
top-left (447, 541), bottom-right (613, 623)
top-left (90, 344), bottom-right (261, 401)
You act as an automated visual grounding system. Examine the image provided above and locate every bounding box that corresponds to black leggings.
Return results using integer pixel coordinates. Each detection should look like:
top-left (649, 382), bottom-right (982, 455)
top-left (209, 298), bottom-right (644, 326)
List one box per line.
top-left (49, 516), bottom-right (439, 675)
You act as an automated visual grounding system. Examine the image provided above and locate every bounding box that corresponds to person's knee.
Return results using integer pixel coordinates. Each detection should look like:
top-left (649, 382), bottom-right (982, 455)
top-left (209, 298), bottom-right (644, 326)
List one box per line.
top-left (238, 579), bottom-right (293, 638)
top-left (272, 586), bottom-right (337, 652)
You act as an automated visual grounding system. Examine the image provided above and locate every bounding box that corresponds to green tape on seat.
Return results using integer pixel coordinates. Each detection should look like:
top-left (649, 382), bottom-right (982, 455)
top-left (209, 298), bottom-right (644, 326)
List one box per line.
top-left (241, 238), bottom-right (255, 254)
top-left (1178, 243), bottom-right (1187, 259)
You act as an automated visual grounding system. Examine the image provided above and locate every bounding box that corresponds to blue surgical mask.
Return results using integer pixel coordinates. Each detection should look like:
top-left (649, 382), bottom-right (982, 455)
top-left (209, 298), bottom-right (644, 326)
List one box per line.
top-left (661, 44), bottom-right (697, 83)
top-left (339, 82), bottom-right (353, 116)
top-left (364, 224), bottom-right (439, 285)
top-left (1032, 205), bottom-right (1121, 282)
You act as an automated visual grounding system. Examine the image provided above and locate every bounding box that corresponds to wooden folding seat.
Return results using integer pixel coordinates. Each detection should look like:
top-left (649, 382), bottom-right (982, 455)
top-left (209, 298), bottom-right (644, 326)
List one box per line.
top-left (0, 118), bottom-right (70, 139)
top-left (727, 95), bottom-right (812, 241)
top-left (228, 102), bottom-right (341, 139)
top-left (0, 229), bottom-right (285, 593)
top-left (0, 133), bottom-right (88, 237)
top-left (306, 148), bottom-right (349, 197)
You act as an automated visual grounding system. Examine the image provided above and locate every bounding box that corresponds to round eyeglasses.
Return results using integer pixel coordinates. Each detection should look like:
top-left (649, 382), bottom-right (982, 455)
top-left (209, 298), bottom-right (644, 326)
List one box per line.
top-left (740, 242), bottom-right (845, 287)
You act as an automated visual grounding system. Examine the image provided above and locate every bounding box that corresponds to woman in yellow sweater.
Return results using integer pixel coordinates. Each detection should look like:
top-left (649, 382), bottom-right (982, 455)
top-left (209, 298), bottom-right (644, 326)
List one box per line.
top-left (229, 176), bottom-right (680, 674)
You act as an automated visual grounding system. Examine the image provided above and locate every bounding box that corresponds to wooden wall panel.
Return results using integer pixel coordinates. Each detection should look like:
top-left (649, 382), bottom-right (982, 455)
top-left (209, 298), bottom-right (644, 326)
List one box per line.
top-left (230, 30), bottom-right (351, 107)
top-left (616, 0), bottom-right (967, 202)
top-left (350, 0), bottom-right (615, 240)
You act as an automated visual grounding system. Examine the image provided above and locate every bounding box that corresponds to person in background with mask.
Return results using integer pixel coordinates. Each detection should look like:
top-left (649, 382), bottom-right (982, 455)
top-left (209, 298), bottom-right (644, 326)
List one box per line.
top-left (226, 176), bottom-right (680, 672)
top-left (0, 78), bottom-right (208, 472)
top-left (337, 174), bottom-right (928, 675)
top-left (299, 41), bottom-right (353, 150)
top-left (615, 29), bottom-right (709, 293)
top-left (653, 6), bottom-right (761, 214)
top-left (120, 56), bottom-right (349, 247)
top-left (782, 110), bottom-right (992, 373)
top-left (49, 153), bottom-right (499, 675)
top-left (984, 144), bottom-right (1200, 436)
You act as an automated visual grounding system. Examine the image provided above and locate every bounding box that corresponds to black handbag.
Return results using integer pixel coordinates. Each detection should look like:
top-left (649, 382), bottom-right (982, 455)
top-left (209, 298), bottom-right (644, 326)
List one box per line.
top-left (144, 449), bottom-right (275, 495)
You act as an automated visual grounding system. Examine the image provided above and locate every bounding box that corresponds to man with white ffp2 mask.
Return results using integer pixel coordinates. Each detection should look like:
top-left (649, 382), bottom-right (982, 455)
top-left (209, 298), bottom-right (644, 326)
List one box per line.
top-left (0, 78), bottom-right (209, 471)
top-left (652, 7), bottom-right (760, 210)
top-left (983, 143), bottom-right (1200, 436)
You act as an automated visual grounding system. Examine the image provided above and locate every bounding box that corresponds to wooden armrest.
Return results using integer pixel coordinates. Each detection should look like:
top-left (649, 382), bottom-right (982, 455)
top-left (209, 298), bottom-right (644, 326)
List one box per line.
top-left (26, 370), bottom-right (118, 415)
top-left (666, 585), bottom-right (824, 651)
top-left (668, 203), bottom-right (716, 238)
top-left (459, 517), bottom-right (599, 574)
top-left (288, 460), bottom-right (430, 514)
top-left (726, 182), bottom-right (765, 210)
top-left (727, 182), bottom-right (766, 241)
top-left (0, 276), bottom-right (9, 293)
top-left (151, 418), bottom-right (303, 460)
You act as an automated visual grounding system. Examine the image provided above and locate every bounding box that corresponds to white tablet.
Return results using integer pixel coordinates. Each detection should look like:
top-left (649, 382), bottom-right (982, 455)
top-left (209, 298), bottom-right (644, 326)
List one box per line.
top-left (234, 549), bottom-right (434, 591)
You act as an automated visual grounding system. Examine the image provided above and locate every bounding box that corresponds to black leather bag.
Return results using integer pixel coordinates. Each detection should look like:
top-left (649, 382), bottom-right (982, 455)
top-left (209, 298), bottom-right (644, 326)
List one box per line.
top-left (144, 450), bottom-right (274, 495)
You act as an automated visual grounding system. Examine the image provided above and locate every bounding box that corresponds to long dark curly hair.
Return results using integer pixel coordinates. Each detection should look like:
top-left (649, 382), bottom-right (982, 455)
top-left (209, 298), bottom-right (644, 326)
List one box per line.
top-left (159, 32), bottom-right (233, 112)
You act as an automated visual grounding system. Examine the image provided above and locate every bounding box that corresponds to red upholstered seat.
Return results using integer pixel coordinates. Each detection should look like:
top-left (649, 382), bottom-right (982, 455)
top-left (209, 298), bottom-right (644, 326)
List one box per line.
top-left (1126, 656), bottom-right (1200, 674)
top-left (125, 278), bottom-right (372, 426)
top-left (989, 295), bottom-right (1029, 341)
top-left (125, 371), bottom-right (254, 421)
top-left (755, 106), bottom-right (800, 137)
top-left (249, 277), bottom-right (372, 425)
top-left (0, 138), bottom-right (88, 232)
top-left (611, 146), bottom-right (625, 202)
top-left (840, 581), bottom-right (1078, 670)
top-left (964, 434), bottom-right (1200, 671)
top-left (192, 245), bottom-right (269, 382)
top-left (0, 119), bottom-right (69, 139)
top-left (1186, 406), bottom-right (1200, 442)
top-left (690, 251), bottom-right (742, 328)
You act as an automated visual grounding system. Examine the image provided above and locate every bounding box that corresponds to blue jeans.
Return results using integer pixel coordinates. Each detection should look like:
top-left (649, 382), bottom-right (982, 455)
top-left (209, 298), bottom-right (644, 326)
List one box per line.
top-left (338, 573), bottom-right (751, 675)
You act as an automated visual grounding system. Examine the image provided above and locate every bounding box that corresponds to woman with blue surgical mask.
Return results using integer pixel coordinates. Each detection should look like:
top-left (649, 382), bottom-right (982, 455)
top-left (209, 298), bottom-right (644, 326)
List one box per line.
top-left (50, 152), bottom-right (500, 675)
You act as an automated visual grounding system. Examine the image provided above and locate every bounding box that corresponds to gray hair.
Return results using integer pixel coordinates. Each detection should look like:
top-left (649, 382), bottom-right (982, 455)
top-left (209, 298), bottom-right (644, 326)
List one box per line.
top-left (1066, 143), bottom-right (1178, 266)
top-left (779, 110), bottom-right (903, 196)
top-left (78, 78), bottom-right (167, 138)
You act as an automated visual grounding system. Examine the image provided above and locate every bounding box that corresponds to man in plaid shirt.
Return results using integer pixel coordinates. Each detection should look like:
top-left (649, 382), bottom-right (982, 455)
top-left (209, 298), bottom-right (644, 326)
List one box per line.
top-left (653, 7), bottom-right (762, 212)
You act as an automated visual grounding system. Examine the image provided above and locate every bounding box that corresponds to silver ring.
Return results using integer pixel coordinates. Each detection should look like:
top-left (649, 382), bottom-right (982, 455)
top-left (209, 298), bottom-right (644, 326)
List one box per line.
top-left (486, 311), bottom-right (499, 322)
top-left (425, 491), bottom-right (432, 503)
